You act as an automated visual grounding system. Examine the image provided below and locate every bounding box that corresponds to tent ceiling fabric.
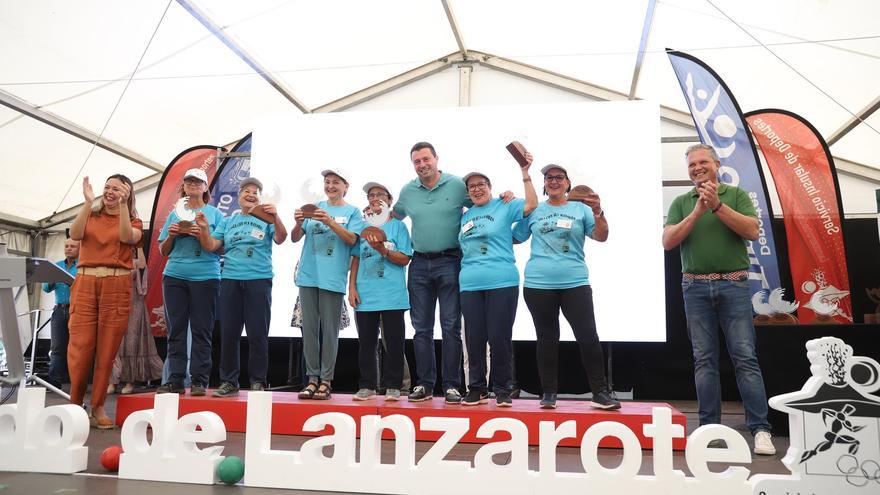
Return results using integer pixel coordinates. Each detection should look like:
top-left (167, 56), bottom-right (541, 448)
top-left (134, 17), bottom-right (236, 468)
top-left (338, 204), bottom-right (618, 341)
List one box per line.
top-left (1, 0), bottom-right (878, 223)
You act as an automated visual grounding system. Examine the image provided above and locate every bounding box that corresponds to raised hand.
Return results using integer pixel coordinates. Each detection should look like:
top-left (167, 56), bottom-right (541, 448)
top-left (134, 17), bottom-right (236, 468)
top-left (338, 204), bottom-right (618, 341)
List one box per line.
top-left (583, 191), bottom-right (602, 215)
top-left (82, 177), bottom-right (95, 204)
top-left (522, 151), bottom-right (533, 171)
top-left (118, 181), bottom-right (131, 206)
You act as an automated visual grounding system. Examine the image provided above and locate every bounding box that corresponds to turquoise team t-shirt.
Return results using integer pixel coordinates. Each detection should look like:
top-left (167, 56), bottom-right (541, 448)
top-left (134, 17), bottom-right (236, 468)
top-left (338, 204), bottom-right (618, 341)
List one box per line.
top-left (512, 201), bottom-right (595, 289)
top-left (158, 204), bottom-right (223, 281)
top-left (350, 218), bottom-right (413, 312)
top-left (295, 201), bottom-right (366, 294)
top-left (458, 198), bottom-right (525, 292)
top-left (213, 212), bottom-right (276, 280)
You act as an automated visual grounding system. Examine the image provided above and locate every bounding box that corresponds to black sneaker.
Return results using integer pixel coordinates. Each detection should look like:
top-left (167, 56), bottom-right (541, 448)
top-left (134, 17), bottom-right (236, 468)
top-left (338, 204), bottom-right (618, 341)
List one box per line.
top-left (445, 388), bottom-right (463, 404)
top-left (495, 392), bottom-right (513, 407)
top-left (539, 392), bottom-right (557, 409)
top-left (408, 385), bottom-right (431, 402)
top-left (462, 389), bottom-right (488, 406)
top-left (190, 383), bottom-right (206, 396)
top-left (212, 382), bottom-right (239, 397)
top-left (589, 389), bottom-right (621, 410)
top-left (250, 382), bottom-right (265, 391)
top-left (156, 382), bottom-right (184, 394)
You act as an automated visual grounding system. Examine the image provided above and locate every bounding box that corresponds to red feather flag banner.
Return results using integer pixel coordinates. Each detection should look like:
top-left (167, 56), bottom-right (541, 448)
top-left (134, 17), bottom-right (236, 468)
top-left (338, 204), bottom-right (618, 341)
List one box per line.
top-left (144, 146), bottom-right (222, 336)
top-left (745, 109), bottom-right (852, 324)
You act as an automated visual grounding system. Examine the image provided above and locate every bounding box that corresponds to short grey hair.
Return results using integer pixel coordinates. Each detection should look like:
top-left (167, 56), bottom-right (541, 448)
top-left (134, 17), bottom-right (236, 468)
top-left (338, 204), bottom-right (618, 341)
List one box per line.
top-left (685, 143), bottom-right (719, 162)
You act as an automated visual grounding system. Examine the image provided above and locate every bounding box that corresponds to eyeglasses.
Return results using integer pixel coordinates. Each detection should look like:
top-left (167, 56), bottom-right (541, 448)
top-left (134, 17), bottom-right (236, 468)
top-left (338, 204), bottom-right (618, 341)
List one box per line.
top-left (467, 182), bottom-right (490, 191)
top-left (367, 192), bottom-right (389, 199)
top-left (544, 174), bottom-right (567, 183)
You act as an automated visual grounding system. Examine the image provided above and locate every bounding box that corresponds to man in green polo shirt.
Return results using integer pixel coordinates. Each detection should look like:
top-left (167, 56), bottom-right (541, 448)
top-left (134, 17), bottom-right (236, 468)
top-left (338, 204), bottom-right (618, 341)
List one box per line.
top-left (393, 142), bottom-right (470, 404)
top-left (662, 143), bottom-right (776, 456)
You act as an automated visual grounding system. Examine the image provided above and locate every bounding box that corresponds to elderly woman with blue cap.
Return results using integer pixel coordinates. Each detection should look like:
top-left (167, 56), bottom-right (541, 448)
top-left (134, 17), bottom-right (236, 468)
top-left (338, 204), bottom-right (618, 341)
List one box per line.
top-left (292, 168), bottom-right (366, 400)
top-left (458, 154), bottom-right (537, 407)
top-left (194, 177), bottom-right (288, 396)
top-left (512, 164), bottom-right (618, 410)
top-left (348, 181), bottom-right (413, 401)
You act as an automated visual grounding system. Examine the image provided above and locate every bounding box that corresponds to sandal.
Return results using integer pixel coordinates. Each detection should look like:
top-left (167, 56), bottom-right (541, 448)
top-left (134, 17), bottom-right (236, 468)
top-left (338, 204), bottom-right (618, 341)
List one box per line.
top-left (298, 381), bottom-right (318, 400)
top-left (314, 382), bottom-right (332, 400)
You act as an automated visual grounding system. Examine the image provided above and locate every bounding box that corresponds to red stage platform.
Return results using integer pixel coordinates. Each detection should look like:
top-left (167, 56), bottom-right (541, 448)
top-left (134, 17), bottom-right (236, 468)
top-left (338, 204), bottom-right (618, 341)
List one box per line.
top-left (115, 391), bottom-right (687, 450)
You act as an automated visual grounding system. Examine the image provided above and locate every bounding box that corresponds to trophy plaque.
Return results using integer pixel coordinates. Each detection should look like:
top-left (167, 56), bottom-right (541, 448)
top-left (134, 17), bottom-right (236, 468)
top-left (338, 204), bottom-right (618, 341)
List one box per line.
top-left (174, 197), bottom-right (196, 233)
top-left (506, 141), bottom-right (530, 168)
top-left (300, 204), bottom-right (318, 219)
top-left (568, 185), bottom-right (594, 203)
top-left (248, 205), bottom-right (276, 224)
top-left (361, 226), bottom-right (387, 243)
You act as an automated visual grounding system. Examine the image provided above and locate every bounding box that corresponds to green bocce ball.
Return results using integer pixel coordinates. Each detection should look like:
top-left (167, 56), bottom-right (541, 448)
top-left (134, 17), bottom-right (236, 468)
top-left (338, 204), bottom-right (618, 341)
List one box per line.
top-left (217, 455), bottom-right (245, 484)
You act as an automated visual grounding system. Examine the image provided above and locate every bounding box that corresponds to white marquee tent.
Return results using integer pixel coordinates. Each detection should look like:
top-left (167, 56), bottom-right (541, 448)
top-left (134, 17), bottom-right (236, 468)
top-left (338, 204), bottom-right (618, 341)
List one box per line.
top-left (1, 0), bottom-right (879, 253)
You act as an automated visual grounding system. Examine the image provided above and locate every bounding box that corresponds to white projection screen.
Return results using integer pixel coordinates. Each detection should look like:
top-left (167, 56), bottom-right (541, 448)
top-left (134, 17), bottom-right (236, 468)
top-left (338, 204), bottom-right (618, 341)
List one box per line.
top-left (251, 101), bottom-right (665, 342)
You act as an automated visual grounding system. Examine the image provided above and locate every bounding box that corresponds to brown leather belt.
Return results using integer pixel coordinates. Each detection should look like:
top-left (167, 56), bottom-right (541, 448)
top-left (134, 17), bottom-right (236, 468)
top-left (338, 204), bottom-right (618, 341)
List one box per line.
top-left (79, 266), bottom-right (131, 277)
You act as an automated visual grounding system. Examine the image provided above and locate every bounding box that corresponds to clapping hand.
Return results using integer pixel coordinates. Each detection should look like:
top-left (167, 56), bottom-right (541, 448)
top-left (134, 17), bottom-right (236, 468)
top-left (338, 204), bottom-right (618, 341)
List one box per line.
top-left (82, 177), bottom-right (95, 204)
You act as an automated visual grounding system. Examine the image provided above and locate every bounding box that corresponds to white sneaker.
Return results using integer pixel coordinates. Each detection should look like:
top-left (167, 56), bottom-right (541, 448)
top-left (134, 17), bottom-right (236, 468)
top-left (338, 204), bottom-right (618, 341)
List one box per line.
top-left (753, 431), bottom-right (776, 455)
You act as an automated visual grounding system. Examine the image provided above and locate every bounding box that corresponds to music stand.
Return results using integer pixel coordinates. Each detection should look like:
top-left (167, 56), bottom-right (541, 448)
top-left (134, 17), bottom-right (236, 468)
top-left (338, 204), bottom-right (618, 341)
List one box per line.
top-left (0, 244), bottom-right (74, 394)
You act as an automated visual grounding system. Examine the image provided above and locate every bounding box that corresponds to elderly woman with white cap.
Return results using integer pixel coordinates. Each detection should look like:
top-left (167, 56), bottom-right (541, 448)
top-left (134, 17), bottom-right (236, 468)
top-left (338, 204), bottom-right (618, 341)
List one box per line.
top-left (193, 177), bottom-right (288, 397)
top-left (348, 182), bottom-right (413, 401)
top-left (458, 155), bottom-right (537, 407)
top-left (512, 164), bottom-right (618, 410)
top-left (156, 168), bottom-right (224, 396)
top-left (292, 168), bottom-right (366, 399)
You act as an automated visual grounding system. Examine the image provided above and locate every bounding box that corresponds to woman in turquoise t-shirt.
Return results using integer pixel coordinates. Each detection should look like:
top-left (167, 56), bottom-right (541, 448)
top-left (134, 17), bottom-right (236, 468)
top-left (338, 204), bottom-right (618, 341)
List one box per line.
top-left (195, 177), bottom-right (288, 397)
top-left (348, 182), bottom-right (413, 402)
top-left (458, 155), bottom-right (536, 408)
top-left (156, 168), bottom-right (223, 396)
top-left (511, 164), bottom-right (619, 411)
top-left (292, 169), bottom-right (365, 400)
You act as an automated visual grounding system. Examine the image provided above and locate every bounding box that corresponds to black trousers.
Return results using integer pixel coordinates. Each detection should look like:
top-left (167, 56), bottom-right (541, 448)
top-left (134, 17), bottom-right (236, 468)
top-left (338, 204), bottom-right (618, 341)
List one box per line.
top-left (218, 278), bottom-right (273, 386)
top-left (355, 310), bottom-right (405, 390)
top-left (523, 285), bottom-right (608, 394)
top-left (460, 286), bottom-right (518, 395)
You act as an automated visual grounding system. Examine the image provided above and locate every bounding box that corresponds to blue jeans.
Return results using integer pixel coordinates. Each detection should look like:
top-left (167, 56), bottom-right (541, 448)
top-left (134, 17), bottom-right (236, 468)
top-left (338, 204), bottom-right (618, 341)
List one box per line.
top-left (161, 326), bottom-right (191, 387)
top-left (162, 276), bottom-right (219, 387)
top-left (407, 254), bottom-right (462, 392)
top-left (48, 305), bottom-right (70, 387)
top-left (682, 278), bottom-right (771, 435)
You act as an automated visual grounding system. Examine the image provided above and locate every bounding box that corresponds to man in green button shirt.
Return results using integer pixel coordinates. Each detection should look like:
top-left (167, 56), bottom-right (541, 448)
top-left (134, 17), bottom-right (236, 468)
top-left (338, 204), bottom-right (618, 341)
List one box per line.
top-left (662, 144), bottom-right (776, 456)
top-left (393, 142), bottom-right (470, 404)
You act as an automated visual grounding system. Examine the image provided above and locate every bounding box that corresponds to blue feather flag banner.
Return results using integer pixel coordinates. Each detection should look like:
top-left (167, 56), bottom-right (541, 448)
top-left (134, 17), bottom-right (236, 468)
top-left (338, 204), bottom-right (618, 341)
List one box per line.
top-left (210, 133), bottom-right (253, 215)
top-left (667, 50), bottom-right (782, 312)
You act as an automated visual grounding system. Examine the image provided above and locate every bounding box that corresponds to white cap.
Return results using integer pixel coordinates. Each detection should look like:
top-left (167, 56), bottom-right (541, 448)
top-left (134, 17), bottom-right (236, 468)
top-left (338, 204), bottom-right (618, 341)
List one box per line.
top-left (540, 164), bottom-right (569, 176)
top-left (183, 168), bottom-right (208, 184)
top-left (362, 181), bottom-right (391, 197)
top-left (462, 171), bottom-right (491, 185)
top-left (321, 168), bottom-right (349, 183)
